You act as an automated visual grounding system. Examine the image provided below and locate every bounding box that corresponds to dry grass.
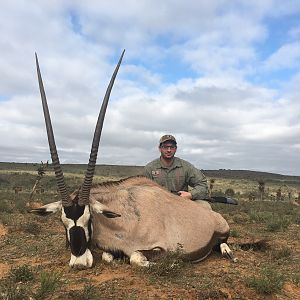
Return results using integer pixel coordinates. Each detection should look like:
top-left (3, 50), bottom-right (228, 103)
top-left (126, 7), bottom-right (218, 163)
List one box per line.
top-left (0, 164), bottom-right (299, 299)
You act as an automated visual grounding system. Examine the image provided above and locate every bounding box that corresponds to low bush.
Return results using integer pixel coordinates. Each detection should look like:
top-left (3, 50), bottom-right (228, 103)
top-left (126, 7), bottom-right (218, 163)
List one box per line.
top-left (23, 222), bottom-right (42, 235)
top-left (249, 211), bottom-right (273, 223)
top-left (225, 188), bottom-right (235, 197)
top-left (233, 212), bottom-right (250, 224)
top-left (266, 216), bottom-right (291, 232)
top-left (230, 229), bottom-right (240, 237)
top-left (34, 271), bottom-right (62, 300)
top-left (0, 279), bottom-right (30, 300)
top-left (10, 265), bottom-right (34, 283)
top-left (67, 284), bottom-right (100, 300)
top-left (0, 200), bottom-right (13, 213)
top-left (142, 247), bottom-right (191, 280)
top-left (246, 266), bottom-right (284, 294)
top-left (269, 246), bottom-right (292, 261)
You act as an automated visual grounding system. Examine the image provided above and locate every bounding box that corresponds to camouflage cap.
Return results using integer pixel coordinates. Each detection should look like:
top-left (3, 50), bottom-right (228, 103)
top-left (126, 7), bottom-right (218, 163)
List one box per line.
top-left (159, 134), bottom-right (177, 145)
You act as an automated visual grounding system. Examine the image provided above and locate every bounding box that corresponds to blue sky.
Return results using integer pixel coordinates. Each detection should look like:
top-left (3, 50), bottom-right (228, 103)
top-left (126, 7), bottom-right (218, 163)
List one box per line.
top-left (1, 0), bottom-right (300, 175)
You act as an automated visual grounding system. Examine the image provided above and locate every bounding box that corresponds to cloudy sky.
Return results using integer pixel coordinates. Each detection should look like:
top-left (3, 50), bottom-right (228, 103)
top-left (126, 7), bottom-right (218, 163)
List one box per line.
top-left (1, 1), bottom-right (300, 175)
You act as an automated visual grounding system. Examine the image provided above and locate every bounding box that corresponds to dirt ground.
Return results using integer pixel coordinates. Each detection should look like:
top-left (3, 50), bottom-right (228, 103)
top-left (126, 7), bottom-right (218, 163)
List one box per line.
top-left (0, 209), bottom-right (299, 300)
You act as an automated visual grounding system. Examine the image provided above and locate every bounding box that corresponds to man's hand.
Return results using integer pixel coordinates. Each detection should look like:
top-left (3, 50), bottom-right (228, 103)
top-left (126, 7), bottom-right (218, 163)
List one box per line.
top-left (178, 191), bottom-right (192, 200)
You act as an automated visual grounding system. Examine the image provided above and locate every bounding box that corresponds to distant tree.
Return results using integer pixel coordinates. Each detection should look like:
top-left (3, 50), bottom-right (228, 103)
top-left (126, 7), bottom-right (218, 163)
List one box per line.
top-left (276, 188), bottom-right (282, 201)
top-left (248, 192), bottom-right (256, 201)
top-left (288, 191), bottom-right (292, 202)
top-left (208, 179), bottom-right (215, 197)
top-left (14, 186), bottom-right (22, 194)
top-left (225, 188), bottom-right (235, 197)
top-left (29, 161), bottom-right (49, 200)
top-left (258, 180), bottom-right (265, 201)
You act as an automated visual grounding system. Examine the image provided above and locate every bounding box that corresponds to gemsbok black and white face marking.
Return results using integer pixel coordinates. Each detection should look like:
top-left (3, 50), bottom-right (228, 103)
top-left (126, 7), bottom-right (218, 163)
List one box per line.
top-left (61, 196), bottom-right (93, 268)
top-left (31, 50), bottom-right (125, 268)
top-left (31, 196), bottom-right (120, 268)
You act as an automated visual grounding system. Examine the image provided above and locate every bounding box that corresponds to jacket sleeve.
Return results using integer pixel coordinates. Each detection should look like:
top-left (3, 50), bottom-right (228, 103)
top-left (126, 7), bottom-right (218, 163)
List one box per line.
top-left (186, 163), bottom-right (208, 200)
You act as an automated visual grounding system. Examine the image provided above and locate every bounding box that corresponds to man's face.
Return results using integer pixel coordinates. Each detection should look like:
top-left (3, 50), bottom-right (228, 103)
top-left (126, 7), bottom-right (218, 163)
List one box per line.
top-left (159, 142), bottom-right (177, 160)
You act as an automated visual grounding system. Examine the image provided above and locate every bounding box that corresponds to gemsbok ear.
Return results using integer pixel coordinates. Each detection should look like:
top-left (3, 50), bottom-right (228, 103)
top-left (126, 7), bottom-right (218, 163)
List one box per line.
top-left (30, 201), bottom-right (62, 216)
top-left (90, 201), bottom-right (121, 218)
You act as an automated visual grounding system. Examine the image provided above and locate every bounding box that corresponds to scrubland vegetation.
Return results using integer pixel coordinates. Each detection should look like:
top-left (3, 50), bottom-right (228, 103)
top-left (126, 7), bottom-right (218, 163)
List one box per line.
top-left (0, 162), bottom-right (299, 299)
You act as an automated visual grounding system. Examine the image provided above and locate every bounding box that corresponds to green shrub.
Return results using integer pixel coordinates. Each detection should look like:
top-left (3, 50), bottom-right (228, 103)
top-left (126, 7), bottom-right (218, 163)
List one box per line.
top-left (246, 267), bottom-right (284, 294)
top-left (249, 211), bottom-right (273, 223)
top-left (142, 247), bottom-right (190, 280)
top-left (67, 284), bottom-right (100, 300)
top-left (225, 188), bottom-right (235, 197)
top-left (269, 246), bottom-right (292, 261)
top-left (230, 229), bottom-right (240, 237)
top-left (2, 262), bottom-right (33, 297)
top-left (0, 200), bottom-right (13, 213)
top-left (10, 265), bottom-right (34, 282)
top-left (291, 273), bottom-right (300, 284)
top-left (233, 212), bottom-right (250, 224)
top-left (14, 197), bottom-right (28, 213)
top-left (34, 271), bottom-right (62, 300)
top-left (266, 216), bottom-right (291, 232)
top-left (293, 213), bottom-right (300, 225)
top-left (0, 213), bottom-right (13, 225)
top-left (23, 222), bottom-right (42, 235)
top-left (0, 279), bottom-right (30, 300)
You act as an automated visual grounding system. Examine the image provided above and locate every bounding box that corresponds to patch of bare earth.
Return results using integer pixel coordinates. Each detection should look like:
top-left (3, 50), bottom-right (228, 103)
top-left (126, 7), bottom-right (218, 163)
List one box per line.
top-left (0, 263), bottom-right (10, 279)
top-left (282, 283), bottom-right (300, 299)
top-left (0, 224), bottom-right (10, 279)
top-left (0, 223), bottom-right (8, 237)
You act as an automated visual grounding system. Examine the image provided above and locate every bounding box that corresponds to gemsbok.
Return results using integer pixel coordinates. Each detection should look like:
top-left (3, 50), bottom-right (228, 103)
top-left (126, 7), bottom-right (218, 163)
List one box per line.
top-left (31, 50), bottom-right (237, 269)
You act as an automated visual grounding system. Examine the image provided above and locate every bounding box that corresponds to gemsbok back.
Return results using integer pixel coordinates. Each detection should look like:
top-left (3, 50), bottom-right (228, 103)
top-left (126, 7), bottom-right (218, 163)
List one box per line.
top-left (31, 50), bottom-right (237, 269)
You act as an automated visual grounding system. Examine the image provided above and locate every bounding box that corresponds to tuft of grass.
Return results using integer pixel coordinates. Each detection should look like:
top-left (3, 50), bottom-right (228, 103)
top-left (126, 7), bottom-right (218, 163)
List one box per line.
top-left (249, 211), bottom-right (273, 223)
top-left (225, 188), bottom-right (235, 197)
top-left (0, 265), bottom-right (33, 300)
top-left (291, 273), bottom-right (300, 284)
top-left (34, 271), bottom-right (62, 300)
top-left (293, 213), bottom-right (300, 225)
top-left (0, 213), bottom-right (16, 226)
top-left (233, 213), bottom-right (250, 224)
top-left (245, 266), bottom-right (284, 295)
top-left (142, 247), bottom-right (191, 280)
top-left (23, 222), bottom-right (42, 235)
top-left (67, 284), bottom-right (100, 300)
top-left (14, 197), bottom-right (28, 213)
top-left (269, 246), bottom-right (292, 261)
top-left (10, 265), bottom-right (34, 282)
top-left (0, 200), bottom-right (13, 213)
top-left (266, 216), bottom-right (291, 232)
top-left (230, 229), bottom-right (240, 238)
top-left (0, 280), bottom-right (30, 300)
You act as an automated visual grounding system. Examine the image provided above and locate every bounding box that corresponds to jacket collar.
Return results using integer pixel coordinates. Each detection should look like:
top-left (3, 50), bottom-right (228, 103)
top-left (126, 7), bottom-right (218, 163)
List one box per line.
top-left (156, 157), bottom-right (182, 170)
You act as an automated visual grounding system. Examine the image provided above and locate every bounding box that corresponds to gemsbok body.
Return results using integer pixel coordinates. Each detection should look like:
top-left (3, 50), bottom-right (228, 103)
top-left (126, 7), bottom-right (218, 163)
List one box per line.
top-left (32, 50), bottom-right (236, 268)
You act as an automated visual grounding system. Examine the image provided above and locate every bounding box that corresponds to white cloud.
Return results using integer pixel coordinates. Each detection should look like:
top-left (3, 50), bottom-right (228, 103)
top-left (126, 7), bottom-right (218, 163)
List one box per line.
top-left (0, 1), bottom-right (300, 175)
top-left (263, 42), bottom-right (300, 71)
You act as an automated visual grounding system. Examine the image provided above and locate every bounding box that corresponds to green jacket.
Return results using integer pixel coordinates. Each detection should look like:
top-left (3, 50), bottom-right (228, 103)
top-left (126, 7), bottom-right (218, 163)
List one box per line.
top-left (143, 157), bottom-right (208, 200)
